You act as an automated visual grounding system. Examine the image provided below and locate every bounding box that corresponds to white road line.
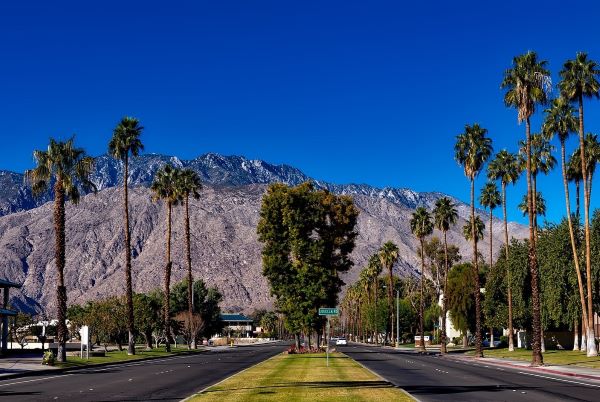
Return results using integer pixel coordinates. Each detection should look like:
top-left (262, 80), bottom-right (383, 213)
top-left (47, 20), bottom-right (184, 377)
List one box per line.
top-left (0, 374), bottom-right (73, 388)
top-left (517, 371), bottom-right (600, 388)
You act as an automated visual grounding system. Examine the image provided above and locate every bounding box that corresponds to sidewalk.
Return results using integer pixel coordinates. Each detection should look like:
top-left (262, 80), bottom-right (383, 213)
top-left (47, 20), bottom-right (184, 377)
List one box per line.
top-left (0, 354), bottom-right (56, 379)
top-left (447, 353), bottom-right (600, 382)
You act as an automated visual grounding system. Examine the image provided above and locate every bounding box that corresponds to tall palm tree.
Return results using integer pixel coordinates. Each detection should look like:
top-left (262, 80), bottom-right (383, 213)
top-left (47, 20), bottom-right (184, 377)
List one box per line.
top-left (454, 123), bottom-right (492, 358)
top-left (479, 182), bottom-right (501, 266)
top-left (432, 197), bottom-right (458, 354)
top-left (176, 168), bottom-right (202, 349)
top-left (108, 116), bottom-right (144, 356)
top-left (410, 207), bottom-right (433, 352)
top-left (559, 52), bottom-right (600, 357)
top-left (25, 137), bottom-right (96, 362)
top-left (379, 241), bottom-right (399, 345)
top-left (367, 254), bottom-right (383, 344)
top-left (487, 149), bottom-right (520, 351)
top-left (151, 164), bottom-right (182, 352)
top-left (501, 51), bottom-right (550, 366)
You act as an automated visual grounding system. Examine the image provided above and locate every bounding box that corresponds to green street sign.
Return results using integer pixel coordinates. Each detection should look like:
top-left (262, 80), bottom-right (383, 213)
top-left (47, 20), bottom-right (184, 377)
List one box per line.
top-left (319, 308), bottom-right (339, 316)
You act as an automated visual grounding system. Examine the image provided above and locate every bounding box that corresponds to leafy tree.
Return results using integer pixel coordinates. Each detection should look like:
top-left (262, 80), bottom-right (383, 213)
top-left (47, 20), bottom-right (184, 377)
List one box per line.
top-left (10, 313), bottom-right (34, 349)
top-left (169, 279), bottom-right (223, 340)
top-left (257, 182), bottom-right (358, 348)
top-left (176, 168), bottom-right (202, 348)
top-left (260, 312), bottom-right (279, 338)
top-left (133, 292), bottom-right (162, 349)
top-left (151, 164), bottom-right (182, 352)
top-left (25, 137), bottom-right (96, 362)
top-left (487, 149), bottom-right (520, 351)
top-left (501, 51), bottom-right (550, 365)
top-left (410, 206), bottom-right (433, 351)
top-left (108, 116), bottom-right (144, 356)
top-left (446, 263), bottom-right (476, 347)
top-left (454, 122), bottom-right (493, 357)
top-left (433, 196), bottom-right (458, 353)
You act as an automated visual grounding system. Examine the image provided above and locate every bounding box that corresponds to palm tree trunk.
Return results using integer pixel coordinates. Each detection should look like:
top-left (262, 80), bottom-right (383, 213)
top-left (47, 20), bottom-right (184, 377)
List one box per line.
top-left (185, 194), bottom-right (195, 349)
top-left (532, 174), bottom-right (538, 238)
top-left (441, 230), bottom-right (449, 354)
top-left (502, 182), bottom-right (515, 352)
top-left (575, 180), bottom-right (580, 224)
top-left (388, 265), bottom-right (393, 346)
top-left (560, 140), bottom-right (588, 353)
top-left (578, 94), bottom-right (597, 357)
top-left (164, 201), bottom-right (172, 353)
top-left (489, 209), bottom-right (493, 266)
top-left (526, 117), bottom-right (543, 366)
top-left (54, 178), bottom-right (67, 363)
top-left (573, 318), bottom-right (580, 351)
top-left (470, 178), bottom-right (483, 358)
top-left (123, 155), bottom-right (136, 356)
top-left (419, 237), bottom-right (426, 352)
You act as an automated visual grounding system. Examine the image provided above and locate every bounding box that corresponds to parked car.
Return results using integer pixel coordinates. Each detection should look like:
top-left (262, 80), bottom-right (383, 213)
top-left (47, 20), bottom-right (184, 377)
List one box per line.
top-left (482, 338), bottom-right (501, 347)
top-left (336, 337), bottom-right (347, 346)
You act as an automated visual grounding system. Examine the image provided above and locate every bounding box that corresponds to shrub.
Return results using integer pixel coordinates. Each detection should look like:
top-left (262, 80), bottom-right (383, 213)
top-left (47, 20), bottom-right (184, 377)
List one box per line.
top-left (42, 351), bottom-right (55, 366)
top-left (285, 345), bottom-right (322, 354)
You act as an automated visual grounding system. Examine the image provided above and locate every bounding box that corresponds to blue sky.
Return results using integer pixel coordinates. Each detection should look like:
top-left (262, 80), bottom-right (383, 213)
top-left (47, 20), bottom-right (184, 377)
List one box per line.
top-left (1, 1), bottom-right (599, 224)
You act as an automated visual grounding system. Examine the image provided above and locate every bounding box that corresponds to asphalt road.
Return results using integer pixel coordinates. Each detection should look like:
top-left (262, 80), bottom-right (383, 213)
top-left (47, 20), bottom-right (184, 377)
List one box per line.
top-left (0, 343), bottom-right (285, 401)
top-left (343, 343), bottom-right (600, 401)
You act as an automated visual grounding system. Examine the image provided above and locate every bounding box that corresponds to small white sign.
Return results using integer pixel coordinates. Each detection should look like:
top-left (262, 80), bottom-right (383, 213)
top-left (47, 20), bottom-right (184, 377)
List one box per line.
top-left (80, 326), bottom-right (89, 344)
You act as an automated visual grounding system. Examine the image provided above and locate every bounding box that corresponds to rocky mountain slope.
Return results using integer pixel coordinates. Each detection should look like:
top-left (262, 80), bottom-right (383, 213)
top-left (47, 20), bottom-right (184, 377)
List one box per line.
top-left (0, 153), bottom-right (527, 315)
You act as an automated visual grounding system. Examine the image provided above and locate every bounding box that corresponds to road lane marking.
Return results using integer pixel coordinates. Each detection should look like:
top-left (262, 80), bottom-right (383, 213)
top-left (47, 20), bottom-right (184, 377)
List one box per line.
top-left (518, 371), bottom-right (600, 388)
top-left (0, 374), bottom-right (73, 388)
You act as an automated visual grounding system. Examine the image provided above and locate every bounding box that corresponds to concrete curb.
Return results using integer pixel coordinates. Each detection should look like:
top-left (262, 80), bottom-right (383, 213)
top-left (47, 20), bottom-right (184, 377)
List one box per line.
top-left (445, 354), bottom-right (600, 382)
top-left (0, 349), bottom-right (207, 382)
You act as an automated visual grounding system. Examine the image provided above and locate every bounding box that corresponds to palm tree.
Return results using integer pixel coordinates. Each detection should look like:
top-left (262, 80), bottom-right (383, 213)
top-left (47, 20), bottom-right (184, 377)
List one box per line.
top-left (367, 254), bottom-right (383, 344)
top-left (454, 123), bottom-right (492, 358)
top-left (519, 133), bottom-right (556, 236)
top-left (176, 168), bottom-right (202, 349)
top-left (25, 137), bottom-right (96, 362)
top-left (379, 241), bottom-right (399, 345)
top-left (518, 192), bottom-right (546, 217)
top-left (479, 182), bottom-right (501, 266)
top-left (463, 216), bottom-right (485, 247)
top-left (432, 197), bottom-right (458, 354)
top-left (543, 97), bottom-right (584, 351)
top-left (487, 149), bottom-right (520, 351)
top-left (151, 164), bottom-right (182, 352)
top-left (501, 51), bottom-right (550, 366)
top-left (410, 207), bottom-right (433, 352)
top-left (559, 52), bottom-right (600, 357)
top-left (108, 116), bottom-right (144, 356)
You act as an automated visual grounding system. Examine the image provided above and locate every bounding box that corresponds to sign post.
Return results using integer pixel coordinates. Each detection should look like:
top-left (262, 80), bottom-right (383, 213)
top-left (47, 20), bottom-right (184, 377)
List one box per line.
top-left (318, 308), bottom-right (339, 367)
top-left (80, 326), bottom-right (90, 360)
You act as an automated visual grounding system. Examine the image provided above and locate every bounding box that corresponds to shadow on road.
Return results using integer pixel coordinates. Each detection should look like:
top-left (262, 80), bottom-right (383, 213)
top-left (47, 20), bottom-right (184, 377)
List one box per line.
top-left (402, 384), bottom-right (541, 395)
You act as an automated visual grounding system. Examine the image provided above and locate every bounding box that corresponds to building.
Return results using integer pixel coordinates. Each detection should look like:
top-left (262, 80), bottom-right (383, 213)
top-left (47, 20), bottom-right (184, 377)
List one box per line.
top-left (220, 313), bottom-right (253, 338)
top-left (1, 279), bottom-right (22, 355)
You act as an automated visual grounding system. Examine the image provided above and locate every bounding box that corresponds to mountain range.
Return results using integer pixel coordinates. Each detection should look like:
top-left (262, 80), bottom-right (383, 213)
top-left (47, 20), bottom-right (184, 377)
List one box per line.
top-left (0, 153), bottom-right (527, 315)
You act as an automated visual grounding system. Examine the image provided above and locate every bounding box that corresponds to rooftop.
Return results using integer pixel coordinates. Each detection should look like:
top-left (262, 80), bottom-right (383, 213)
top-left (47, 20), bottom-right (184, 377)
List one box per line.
top-left (220, 313), bottom-right (252, 323)
top-left (0, 279), bottom-right (22, 289)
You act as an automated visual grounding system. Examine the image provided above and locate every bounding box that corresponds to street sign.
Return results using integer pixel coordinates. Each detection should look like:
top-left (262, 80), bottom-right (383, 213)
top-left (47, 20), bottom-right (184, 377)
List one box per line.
top-left (319, 308), bottom-right (338, 316)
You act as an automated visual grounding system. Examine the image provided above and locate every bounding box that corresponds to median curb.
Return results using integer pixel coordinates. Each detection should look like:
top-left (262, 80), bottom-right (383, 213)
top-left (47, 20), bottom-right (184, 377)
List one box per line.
top-left (444, 354), bottom-right (600, 382)
top-left (0, 349), bottom-right (208, 382)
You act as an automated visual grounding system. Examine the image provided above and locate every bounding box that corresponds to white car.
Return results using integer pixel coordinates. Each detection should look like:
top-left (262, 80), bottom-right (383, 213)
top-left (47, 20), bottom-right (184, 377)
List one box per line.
top-left (336, 337), bottom-right (347, 346)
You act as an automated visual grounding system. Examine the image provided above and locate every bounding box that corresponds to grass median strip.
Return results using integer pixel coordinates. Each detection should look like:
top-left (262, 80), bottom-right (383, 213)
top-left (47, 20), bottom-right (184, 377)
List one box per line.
top-left (191, 352), bottom-right (412, 401)
top-left (55, 347), bottom-right (203, 368)
top-left (468, 348), bottom-right (600, 369)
